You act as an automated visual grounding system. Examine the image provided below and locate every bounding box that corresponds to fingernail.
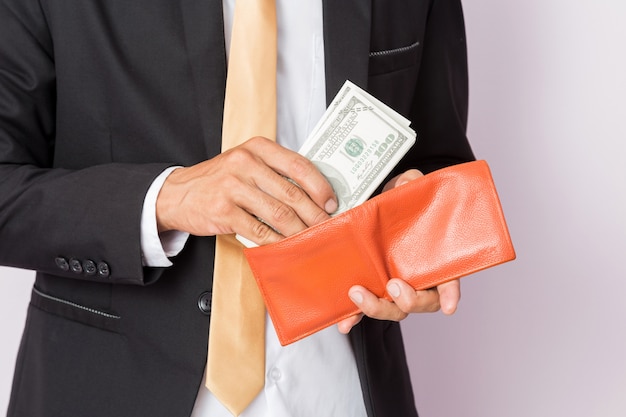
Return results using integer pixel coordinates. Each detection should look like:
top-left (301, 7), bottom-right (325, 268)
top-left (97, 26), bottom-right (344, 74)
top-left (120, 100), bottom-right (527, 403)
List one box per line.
top-left (325, 198), bottom-right (338, 213)
top-left (349, 290), bottom-right (363, 304)
top-left (387, 282), bottom-right (401, 298)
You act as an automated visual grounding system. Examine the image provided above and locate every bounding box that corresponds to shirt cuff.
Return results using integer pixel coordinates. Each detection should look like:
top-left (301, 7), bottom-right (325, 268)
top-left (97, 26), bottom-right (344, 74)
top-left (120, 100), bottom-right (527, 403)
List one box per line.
top-left (141, 166), bottom-right (190, 267)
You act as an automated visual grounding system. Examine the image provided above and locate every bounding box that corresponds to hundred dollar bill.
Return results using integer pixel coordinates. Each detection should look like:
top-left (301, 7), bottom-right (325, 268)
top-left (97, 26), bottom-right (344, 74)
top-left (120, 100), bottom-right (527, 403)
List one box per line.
top-left (236, 80), bottom-right (416, 247)
top-left (308, 80), bottom-right (413, 142)
top-left (299, 80), bottom-right (416, 214)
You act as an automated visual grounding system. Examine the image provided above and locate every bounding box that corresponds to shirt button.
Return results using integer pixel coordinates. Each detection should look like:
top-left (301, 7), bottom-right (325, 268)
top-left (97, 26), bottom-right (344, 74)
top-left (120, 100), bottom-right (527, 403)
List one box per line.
top-left (268, 367), bottom-right (282, 382)
top-left (197, 291), bottom-right (212, 315)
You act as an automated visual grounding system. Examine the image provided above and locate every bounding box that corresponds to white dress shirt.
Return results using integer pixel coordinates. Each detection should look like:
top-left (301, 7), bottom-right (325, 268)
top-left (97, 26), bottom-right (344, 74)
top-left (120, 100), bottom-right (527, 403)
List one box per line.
top-left (141, 1), bottom-right (367, 416)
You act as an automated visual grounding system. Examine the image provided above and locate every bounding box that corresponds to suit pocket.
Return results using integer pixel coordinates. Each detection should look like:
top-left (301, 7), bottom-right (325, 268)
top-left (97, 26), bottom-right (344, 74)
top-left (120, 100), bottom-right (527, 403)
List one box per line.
top-left (8, 300), bottom-right (126, 417)
top-left (30, 286), bottom-right (121, 333)
top-left (369, 41), bottom-right (421, 76)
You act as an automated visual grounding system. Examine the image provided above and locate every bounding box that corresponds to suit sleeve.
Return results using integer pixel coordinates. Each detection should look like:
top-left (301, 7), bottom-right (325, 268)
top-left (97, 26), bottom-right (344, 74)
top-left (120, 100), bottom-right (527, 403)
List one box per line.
top-left (0, 0), bottom-right (171, 285)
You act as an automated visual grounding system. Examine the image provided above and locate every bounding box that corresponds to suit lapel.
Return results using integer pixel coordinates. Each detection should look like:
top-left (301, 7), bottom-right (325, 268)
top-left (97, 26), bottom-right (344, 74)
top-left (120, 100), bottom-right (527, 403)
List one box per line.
top-left (180, 0), bottom-right (226, 158)
top-left (323, 5), bottom-right (374, 415)
top-left (322, 0), bottom-right (372, 105)
top-left (180, 0), bottom-right (373, 154)
top-left (179, 2), bottom-right (376, 414)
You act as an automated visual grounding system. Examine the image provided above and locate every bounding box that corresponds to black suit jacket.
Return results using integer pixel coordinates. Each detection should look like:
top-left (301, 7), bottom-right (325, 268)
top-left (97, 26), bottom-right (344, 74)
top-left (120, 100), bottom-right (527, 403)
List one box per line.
top-left (0, 0), bottom-right (474, 416)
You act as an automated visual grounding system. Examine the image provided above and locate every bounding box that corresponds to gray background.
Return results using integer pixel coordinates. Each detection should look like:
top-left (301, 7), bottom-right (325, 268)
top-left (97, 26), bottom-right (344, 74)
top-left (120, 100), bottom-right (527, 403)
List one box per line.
top-left (1, 0), bottom-right (625, 415)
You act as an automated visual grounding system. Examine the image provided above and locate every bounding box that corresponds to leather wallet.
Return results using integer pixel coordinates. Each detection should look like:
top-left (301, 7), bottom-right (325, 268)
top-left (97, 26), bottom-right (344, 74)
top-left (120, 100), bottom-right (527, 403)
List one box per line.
top-left (244, 160), bottom-right (516, 345)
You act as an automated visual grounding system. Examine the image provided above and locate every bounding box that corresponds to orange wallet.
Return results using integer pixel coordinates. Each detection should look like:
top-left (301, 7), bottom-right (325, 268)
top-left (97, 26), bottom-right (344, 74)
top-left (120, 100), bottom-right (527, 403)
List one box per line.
top-left (244, 160), bottom-right (516, 345)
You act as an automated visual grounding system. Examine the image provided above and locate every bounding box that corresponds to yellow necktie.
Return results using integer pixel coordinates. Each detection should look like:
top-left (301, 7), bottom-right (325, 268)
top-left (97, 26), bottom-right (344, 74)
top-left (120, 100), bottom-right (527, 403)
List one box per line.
top-left (205, 0), bottom-right (277, 416)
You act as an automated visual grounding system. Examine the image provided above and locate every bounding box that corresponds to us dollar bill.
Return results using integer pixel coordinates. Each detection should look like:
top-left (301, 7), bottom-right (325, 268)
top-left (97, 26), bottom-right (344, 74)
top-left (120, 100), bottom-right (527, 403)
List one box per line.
top-left (237, 80), bottom-right (416, 247)
top-left (300, 80), bottom-right (416, 214)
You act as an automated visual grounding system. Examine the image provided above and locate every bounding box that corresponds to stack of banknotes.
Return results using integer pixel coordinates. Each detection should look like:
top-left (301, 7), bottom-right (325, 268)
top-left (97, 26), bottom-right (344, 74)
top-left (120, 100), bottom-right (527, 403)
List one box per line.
top-left (237, 80), bottom-right (416, 247)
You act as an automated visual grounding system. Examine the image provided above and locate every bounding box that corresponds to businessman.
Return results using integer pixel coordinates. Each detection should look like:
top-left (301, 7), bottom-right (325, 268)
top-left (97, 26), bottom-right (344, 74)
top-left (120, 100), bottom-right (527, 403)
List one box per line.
top-left (0, 0), bottom-right (475, 416)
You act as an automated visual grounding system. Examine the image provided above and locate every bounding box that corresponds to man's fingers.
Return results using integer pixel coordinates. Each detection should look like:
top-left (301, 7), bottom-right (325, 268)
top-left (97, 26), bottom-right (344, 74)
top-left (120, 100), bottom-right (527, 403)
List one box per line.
top-left (436, 279), bottom-right (461, 315)
top-left (385, 279), bottom-right (441, 313)
top-left (156, 137), bottom-right (336, 240)
top-left (249, 137), bottom-right (337, 215)
top-left (250, 171), bottom-right (331, 229)
top-left (348, 286), bottom-right (408, 322)
top-left (337, 313), bottom-right (363, 334)
top-left (385, 278), bottom-right (461, 315)
top-left (343, 279), bottom-right (462, 326)
top-left (382, 169), bottom-right (424, 192)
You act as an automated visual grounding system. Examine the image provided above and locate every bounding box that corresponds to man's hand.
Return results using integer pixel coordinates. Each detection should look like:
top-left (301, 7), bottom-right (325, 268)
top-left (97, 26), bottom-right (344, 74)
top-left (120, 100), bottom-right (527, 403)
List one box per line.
top-left (337, 279), bottom-right (461, 333)
top-left (337, 168), bottom-right (461, 334)
top-left (155, 136), bottom-right (337, 246)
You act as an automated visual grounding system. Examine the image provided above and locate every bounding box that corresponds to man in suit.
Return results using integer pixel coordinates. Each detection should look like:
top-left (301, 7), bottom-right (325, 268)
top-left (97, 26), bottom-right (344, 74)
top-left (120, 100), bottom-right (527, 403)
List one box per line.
top-left (0, 0), bottom-right (475, 416)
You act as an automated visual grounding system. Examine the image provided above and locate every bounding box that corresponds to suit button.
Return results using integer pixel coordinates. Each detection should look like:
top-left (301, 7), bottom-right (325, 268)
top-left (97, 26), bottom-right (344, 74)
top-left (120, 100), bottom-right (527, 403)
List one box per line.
top-left (197, 292), bottom-right (212, 315)
top-left (83, 260), bottom-right (97, 276)
top-left (97, 262), bottom-right (110, 278)
top-left (55, 257), bottom-right (69, 271)
top-left (69, 258), bottom-right (83, 274)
